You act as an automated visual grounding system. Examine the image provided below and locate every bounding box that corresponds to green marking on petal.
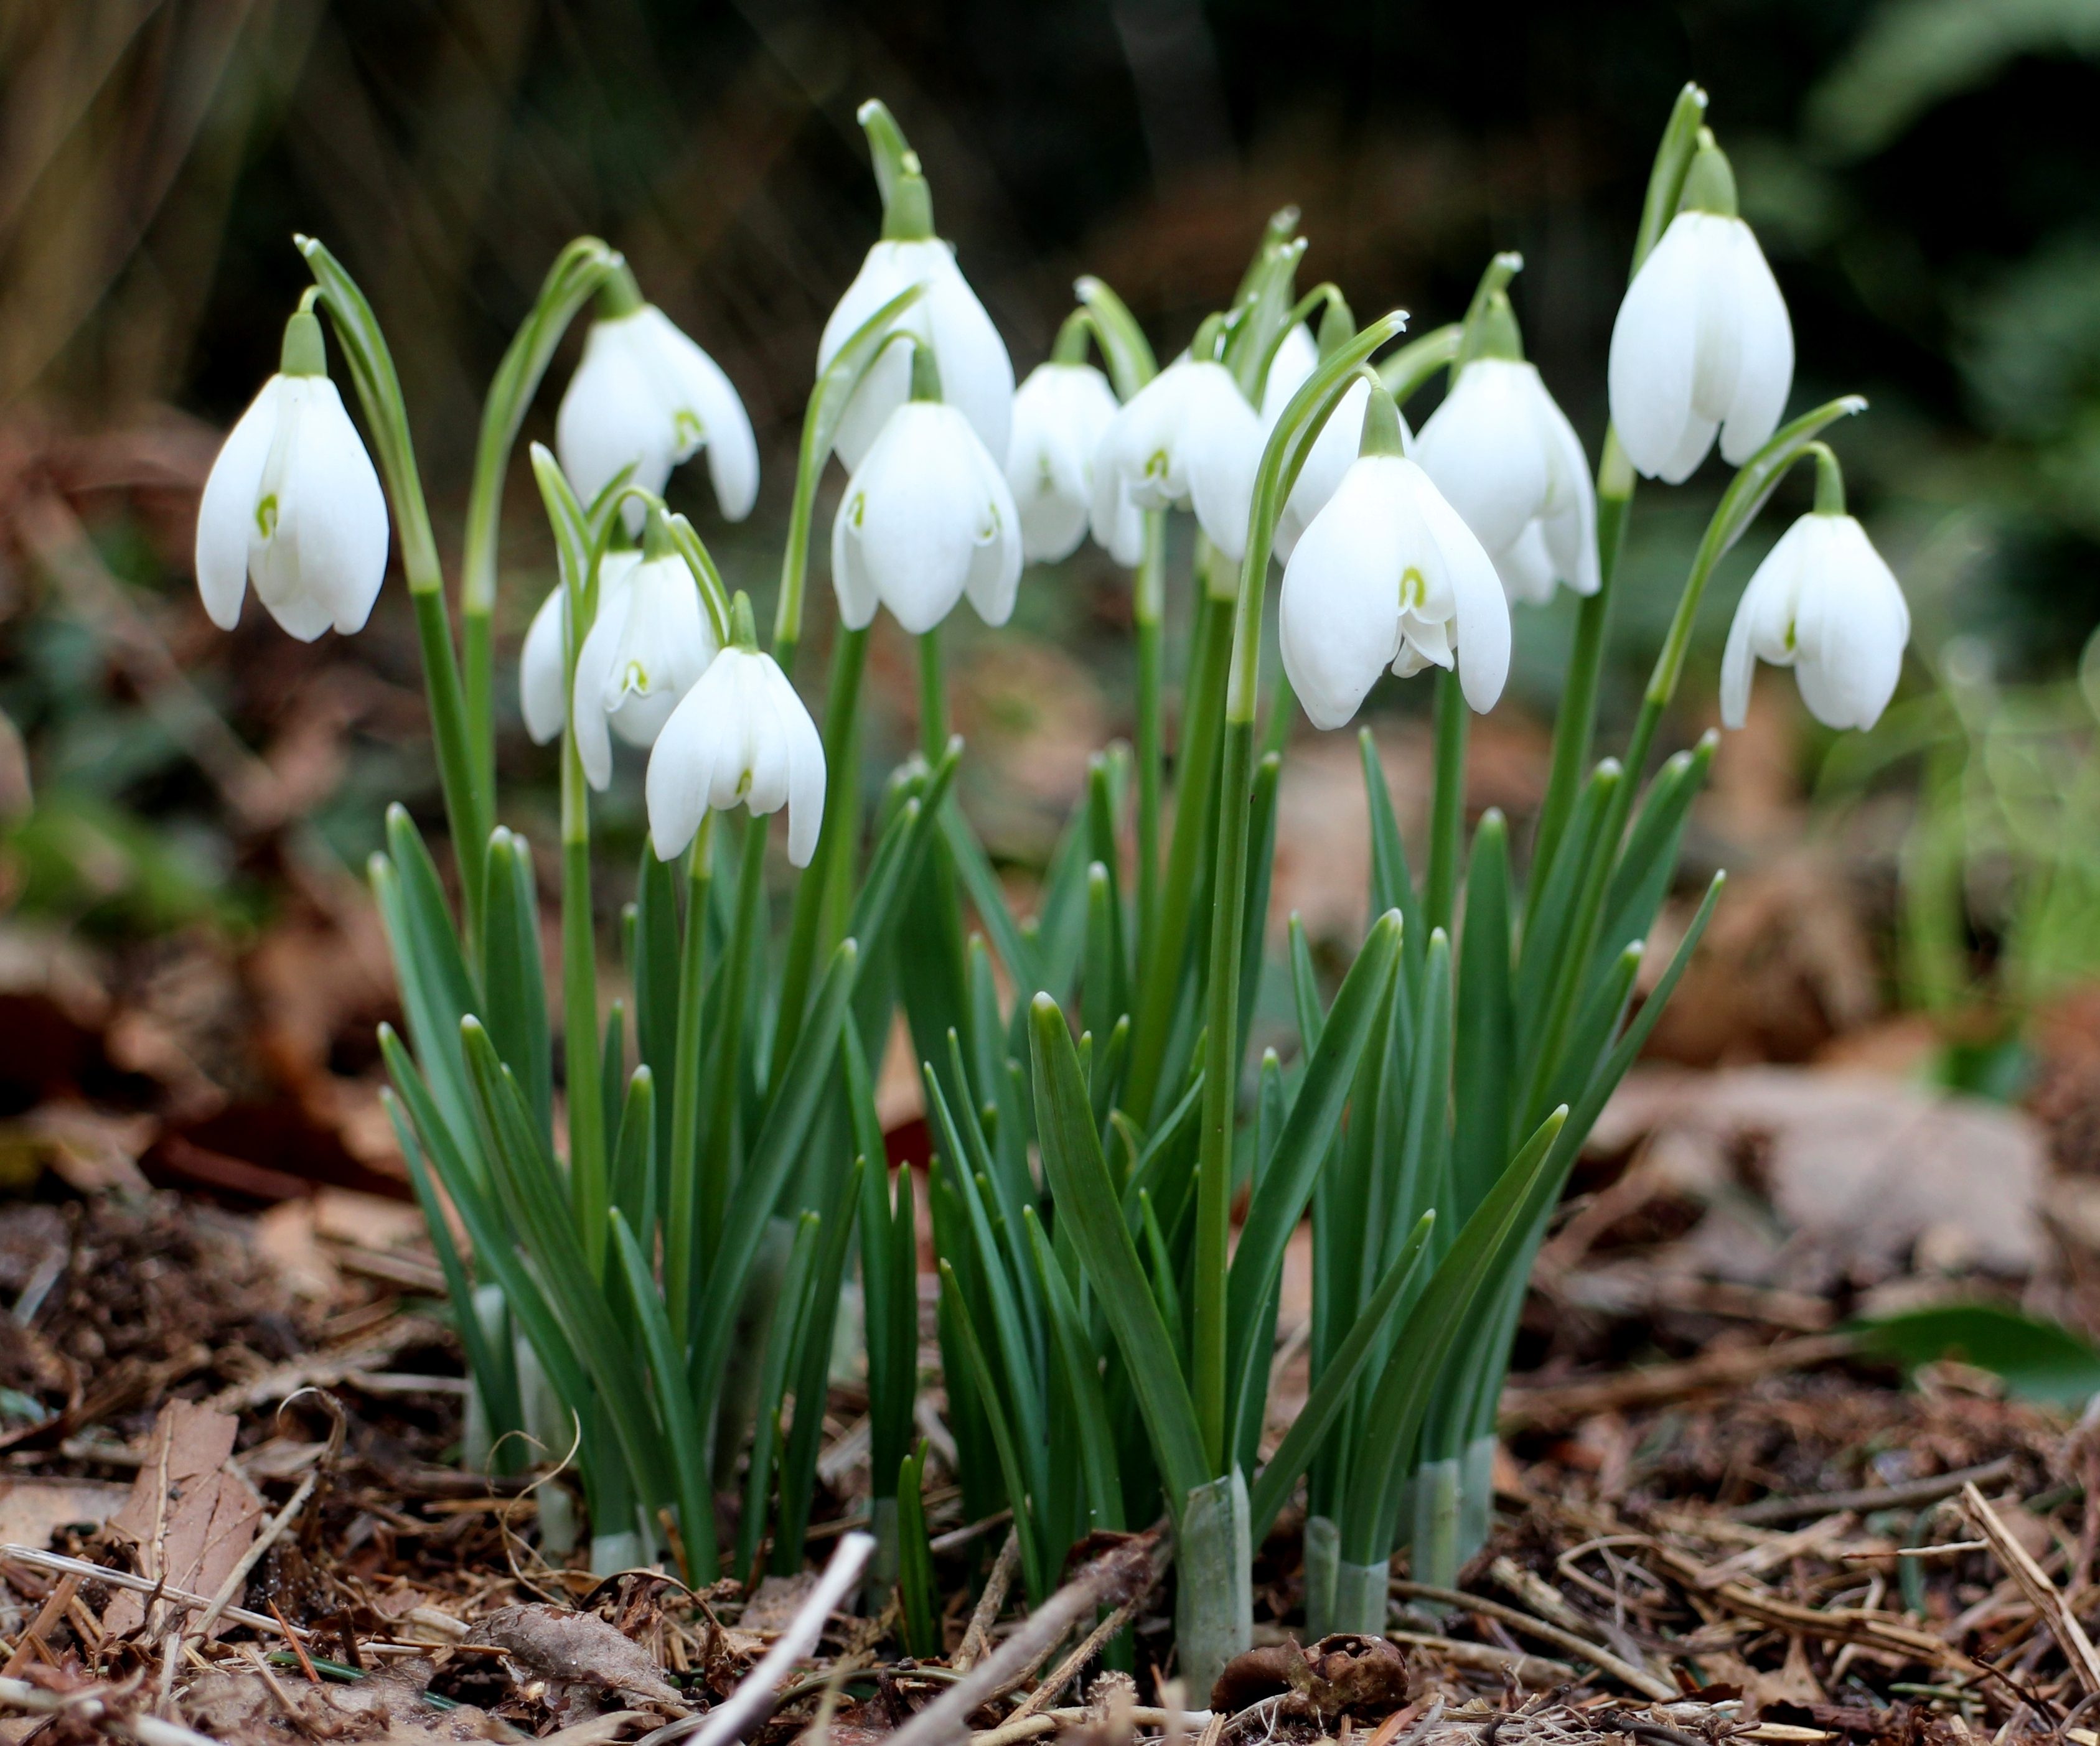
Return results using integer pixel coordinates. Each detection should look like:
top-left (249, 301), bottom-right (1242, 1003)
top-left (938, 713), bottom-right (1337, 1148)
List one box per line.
top-left (673, 409), bottom-right (705, 449)
top-left (255, 494), bottom-right (279, 539)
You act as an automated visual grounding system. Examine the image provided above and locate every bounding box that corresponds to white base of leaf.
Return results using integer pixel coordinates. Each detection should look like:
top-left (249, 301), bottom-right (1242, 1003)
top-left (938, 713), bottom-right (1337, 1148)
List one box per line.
top-left (589, 1527), bottom-right (642, 1575)
top-left (1458, 1435), bottom-right (1498, 1566)
top-left (1176, 1469), bottom-right (1252, 1703)
top-left (1330, 1559), bottom-right (1390, 1636)
top-left (863, 1493), bottom-right (901, 1614)
top-left (1301, 1514), bottom-right (1340, 1641)
top-left (1411, 1457), bottom-right (1463, 1590)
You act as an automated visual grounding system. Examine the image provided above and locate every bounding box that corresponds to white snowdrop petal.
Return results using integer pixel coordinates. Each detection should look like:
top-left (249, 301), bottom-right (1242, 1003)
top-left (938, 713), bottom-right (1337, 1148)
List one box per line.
top-left (924, 254), bottom-right (1016, 463)
top-left (1260, 324), bottom-right (1320, 429)
top-left (1278, 459), bottom-right (1408, 731)
top-left (1275, 379), bottom-right (1369, 563)
top-left (644, 686), bottom-right (713, 861)
top-left (962, 454), bottom-right (1024, 627)
top-left (847, 409), bottom-right (981, 632)
top-left (1717, 221), bottom-right (1795, 466)
top-left (781, 677), bottom-right (827, 867)
top-left (1494, 523), bottom-right (1559, 607)
top-left (1415, 361), bottom-right (1549, 557)
top-left (520, 587), bottom-right (569, 745)
top-left (195, 378), bottom-right (282, 632)
top-left (831, 487), bottom-right (882, 630)
top-left (1609, 213), bottom-right (1708, 482)
top-left (558, 319), bottom-right (677, 526)
top-left (287, 381), bottom-right (390, 635)
top-left (642, 309), bottom-right (762, 522)
top-left (1412, 464), bottom-right (1511, 713)
top-left (573, 588), bottom-right (630, 790)
top-left (1685, 217), bottom-right (1745, 427)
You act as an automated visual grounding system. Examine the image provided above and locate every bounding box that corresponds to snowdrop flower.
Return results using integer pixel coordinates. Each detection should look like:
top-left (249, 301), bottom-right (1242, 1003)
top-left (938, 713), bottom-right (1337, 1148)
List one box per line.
top-left (573, 528), bottom-right (716, 790)
top-left (556, 269), bottom-right (758, 533)
top-left (1414, 301), bottom-right (1598, 605)
top-left (195, 307), bottom-right (389, 640)
top-left (818, 112), bottom-right (1011, 471)
top-left (1005, 360), bottom-right (1120, 563)
top-left (833, 345), bottom-right (1021, 634)
top-left (1608, 135), bottom-right (1793, 483)
top-left (1280, 385), bottom-right (1511, 730)
top-left (1092, 356), bottom-right (1263, 563)
top-left (1721, 459), bottom-right (1908, 731)
top-left (648, 595), bottom-right (825, 867)
top-left (518, 552), bottom-right (640, 745)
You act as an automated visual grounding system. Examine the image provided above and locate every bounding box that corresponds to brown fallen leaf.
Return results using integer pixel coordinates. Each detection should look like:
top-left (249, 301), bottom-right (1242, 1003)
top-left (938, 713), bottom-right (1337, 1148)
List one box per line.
top-left (182, 1659), bottom-right (520, 1742)
top-left (100, 1399), bottom-right (261, 1640)
top-left (466, 1604), bottom-right (685, 1714)
top-left (0, 1477), bottom-right (131, 1549)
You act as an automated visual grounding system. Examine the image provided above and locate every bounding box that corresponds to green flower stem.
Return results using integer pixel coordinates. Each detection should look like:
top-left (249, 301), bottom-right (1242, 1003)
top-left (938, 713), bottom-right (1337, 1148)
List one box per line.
top-left (1123, 571), bottom-right (1230, 1126)
top-left (297, 235), bottom-right (489, 947)
top-left (769, 375), bottom-right (841, 681)
top-left (1193, 313), bottom-right (1410, 1468)
top-left (919, 626), bottom-right (948, 763)
top-left (1527, 82), bottom-right (1707, 912)
top-left (461, 237), bottom-right (622, 808)
top-left (772, 627), bottom-right (870, 1083)
top-left (1134, 511), bottom-right (1166, 959)
top-left (665, 814), bottom-right (716, 1348)
top-left (561, 696), bottom-right (606, 1281)
top-left (703, 816), bottom-right (769, 1268)
top-left (1528, 426), bottom-right (1634, 915)
top-left (1424, 666), bottom-right (1470, 936)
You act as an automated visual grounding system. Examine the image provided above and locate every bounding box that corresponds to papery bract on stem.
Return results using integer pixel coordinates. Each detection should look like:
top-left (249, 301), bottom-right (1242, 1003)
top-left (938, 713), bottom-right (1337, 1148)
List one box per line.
top-left (195, 310), bottom-right (390, 641)
top-left (1006, 362), bottom-right (1121, 563)
top-left (556, 292), bottom-right (759, 533)
top-left (1722, 511), bottom-right (1909, 732)
top-left (1093, 357), bottom-right (1263, 563)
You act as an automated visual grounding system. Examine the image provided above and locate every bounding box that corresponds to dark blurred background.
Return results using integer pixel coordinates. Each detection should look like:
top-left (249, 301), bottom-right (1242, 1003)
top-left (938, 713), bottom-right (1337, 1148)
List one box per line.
top-left (0, 0), bottom-right (2094, 1175)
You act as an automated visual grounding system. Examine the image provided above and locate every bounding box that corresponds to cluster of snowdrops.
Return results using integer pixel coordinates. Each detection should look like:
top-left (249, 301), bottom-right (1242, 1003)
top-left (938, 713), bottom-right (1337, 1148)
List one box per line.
top-left (184, 90), bottom-right (1906, 1693)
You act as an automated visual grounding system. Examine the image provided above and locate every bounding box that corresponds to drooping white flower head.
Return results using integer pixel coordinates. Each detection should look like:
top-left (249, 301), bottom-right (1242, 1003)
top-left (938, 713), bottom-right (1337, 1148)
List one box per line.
top-left (647, 597), bottom-right (825, 867)
top-left (1415, 349), bottom-right (1599, 606)
top-left (1005, 360), bottom-right (1121, 563)
top-left (556, 277), bottom-right (759, 533)
top-left (1608, 138), bottom-right (1793, 483)
top-left (1092, 356), bottom-right (1264, 563)
top-left (519, 552), bottom-right (640, 745)
top-left (571, 538), bottom-right (718, 791)
top-left (195, 309), bottom-right (390, 641)
top-left (1721, 507), bottom-right (1908, 732)
top-left (833, 346), bottom-right (1021, 635)
top-left (1279, 388), bottom-right (1511, 731)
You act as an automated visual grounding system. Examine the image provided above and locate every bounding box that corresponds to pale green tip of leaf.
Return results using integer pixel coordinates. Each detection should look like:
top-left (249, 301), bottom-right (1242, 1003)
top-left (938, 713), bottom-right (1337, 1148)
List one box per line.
top-left (461, 1015), bottom-right (487, 1042)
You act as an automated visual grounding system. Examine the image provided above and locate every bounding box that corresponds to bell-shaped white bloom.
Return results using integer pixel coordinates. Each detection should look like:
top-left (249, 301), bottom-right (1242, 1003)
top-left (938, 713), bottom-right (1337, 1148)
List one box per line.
top-left (818, 238), bottom-right (1014, 470)
top-left (195, 327), bottom-right (389, 640)
top-left (1721, 512), bottom-right (1908, 732)
top-left (1280, 453), bottom-right (1511, 731)
top-left (1608, 209), bottom-right (1793, 483)
top-left (833, 399), bottom-right (1021, 635)
top-left (556, 304), bottom-right (759, 531)
top-left (1005, 362), bottom-right (1121, 563)
top-left (519, 554), bottom-right (640, 745)
top-left (647, 643), bottom-right (825, 867)
top-left (1260, 322), bottom-right (1320, 429)
top-left (1092, 358), bottom-right (1263, 563)
top-left (570, 549), bottom-right (716, 790)
top-left (1414, 358), bottom-right (1599, 605)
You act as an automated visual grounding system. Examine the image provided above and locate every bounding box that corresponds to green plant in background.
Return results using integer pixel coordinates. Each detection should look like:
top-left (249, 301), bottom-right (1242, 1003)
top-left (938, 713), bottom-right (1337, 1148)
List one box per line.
top-left (1820, 625), bottom-right (2100, 1090)
top-left (190, 83), bottom-right (1909, 1695)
